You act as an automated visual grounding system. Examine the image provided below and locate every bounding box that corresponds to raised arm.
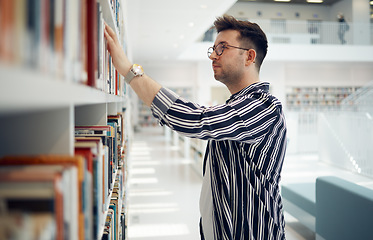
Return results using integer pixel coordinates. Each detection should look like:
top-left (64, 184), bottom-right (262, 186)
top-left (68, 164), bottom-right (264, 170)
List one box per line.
top-left (104, 23), bottom-right (162, 106)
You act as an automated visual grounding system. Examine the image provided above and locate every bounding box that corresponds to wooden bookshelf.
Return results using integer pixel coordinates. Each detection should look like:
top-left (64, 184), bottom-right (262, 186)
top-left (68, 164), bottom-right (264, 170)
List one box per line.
top-left (0, 0), bottom-right (129, 239)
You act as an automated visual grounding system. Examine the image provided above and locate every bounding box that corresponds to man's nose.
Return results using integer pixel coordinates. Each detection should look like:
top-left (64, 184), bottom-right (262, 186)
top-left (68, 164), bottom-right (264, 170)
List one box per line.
top-left (209, 51), bottom-right (219, 60)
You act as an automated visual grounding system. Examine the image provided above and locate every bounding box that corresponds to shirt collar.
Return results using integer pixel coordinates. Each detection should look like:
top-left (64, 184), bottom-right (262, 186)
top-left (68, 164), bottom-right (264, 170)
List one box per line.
top-left (226, 82), bottom-right (270, 103)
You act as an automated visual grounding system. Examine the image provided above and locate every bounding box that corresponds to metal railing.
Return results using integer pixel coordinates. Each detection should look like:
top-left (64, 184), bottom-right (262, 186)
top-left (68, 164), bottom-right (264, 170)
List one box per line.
top-left (202, 19), bottom-right (373, 46)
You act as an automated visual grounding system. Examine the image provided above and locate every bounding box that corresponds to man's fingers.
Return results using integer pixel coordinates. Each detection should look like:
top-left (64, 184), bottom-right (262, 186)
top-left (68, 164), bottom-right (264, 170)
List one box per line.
top-left (104, 30), bottom-right (111, 48)
top-left (104, 28), bottom-right (111, 41)
top-left (104, 22), bottom-right (117, 41)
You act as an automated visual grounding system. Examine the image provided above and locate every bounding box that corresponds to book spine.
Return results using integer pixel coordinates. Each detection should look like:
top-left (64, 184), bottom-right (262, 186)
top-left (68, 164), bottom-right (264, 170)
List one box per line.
top-left (86, 0), bottom-right (97, 87)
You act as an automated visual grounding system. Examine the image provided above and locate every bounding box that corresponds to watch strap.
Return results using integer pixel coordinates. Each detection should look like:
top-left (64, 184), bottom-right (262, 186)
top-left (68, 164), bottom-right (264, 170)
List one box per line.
top-left (124, 64), bottom-right (144, 84)
top-left (124, 69), bottom-right (136, 84)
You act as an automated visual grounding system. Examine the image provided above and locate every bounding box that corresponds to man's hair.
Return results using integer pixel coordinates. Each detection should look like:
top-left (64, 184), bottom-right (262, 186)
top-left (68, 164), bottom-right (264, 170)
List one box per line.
top-left (214, 15), bottom-right (268, 72)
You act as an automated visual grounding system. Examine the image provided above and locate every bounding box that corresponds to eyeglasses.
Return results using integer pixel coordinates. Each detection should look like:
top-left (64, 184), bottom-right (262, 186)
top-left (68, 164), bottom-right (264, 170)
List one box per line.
top-left (207, 42), bottom-right (250, 58)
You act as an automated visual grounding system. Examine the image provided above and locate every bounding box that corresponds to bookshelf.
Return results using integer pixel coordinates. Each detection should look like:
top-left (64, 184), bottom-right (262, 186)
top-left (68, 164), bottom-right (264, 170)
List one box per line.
top-left (137, 87), bottom-right (193, 128)
top-left (286, 86), bottom-right (360, 111)
top-left (0, 0), bottom-right (129, 239)
top-left (190, 138), bottom-right (207, 176)
top-left (138, 101), bottom-right (158, 127)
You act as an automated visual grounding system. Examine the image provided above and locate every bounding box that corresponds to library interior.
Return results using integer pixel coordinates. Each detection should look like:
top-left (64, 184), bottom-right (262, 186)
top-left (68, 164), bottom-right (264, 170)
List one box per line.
top-left (0, 0), bottom-right (373, 239)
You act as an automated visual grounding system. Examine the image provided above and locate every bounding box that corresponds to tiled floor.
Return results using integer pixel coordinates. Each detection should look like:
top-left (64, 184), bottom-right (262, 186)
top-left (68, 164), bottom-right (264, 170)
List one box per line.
top-left (126, 126), bottom-right (373, 240)
top-left (127, 127), bottom-right (201, 240)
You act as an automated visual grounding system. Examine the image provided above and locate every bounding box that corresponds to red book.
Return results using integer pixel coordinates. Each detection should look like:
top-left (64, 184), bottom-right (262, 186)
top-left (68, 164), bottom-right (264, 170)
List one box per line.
top-left (0, 0), bottom-right (15, 61)
top-left (86, 0), bottom-right (98, 87)
top-left (75, 141), bottom-right (97, 173)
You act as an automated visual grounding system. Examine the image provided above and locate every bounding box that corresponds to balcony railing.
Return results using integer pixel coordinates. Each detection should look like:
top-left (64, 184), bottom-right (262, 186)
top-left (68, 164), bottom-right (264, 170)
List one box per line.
top-left (202, 19), bottom-right (373, 46)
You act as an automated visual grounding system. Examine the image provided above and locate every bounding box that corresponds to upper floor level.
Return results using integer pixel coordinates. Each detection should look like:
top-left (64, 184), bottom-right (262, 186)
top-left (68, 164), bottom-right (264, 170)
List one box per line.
top-left (201, 19), bottom-right (373, 46)
top-left (180, 18), bottom-right (373, 62)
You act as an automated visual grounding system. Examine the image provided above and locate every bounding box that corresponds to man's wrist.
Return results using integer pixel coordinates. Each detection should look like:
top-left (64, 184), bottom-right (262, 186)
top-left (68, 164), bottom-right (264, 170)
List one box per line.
top-left (124, 64), bottom-right (144, 84)
top-left (120, 62), bottom-right (132, 77)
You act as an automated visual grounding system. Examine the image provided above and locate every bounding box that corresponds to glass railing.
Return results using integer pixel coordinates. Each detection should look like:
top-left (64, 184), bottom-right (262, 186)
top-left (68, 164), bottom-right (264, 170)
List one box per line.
top-left (318, 81), bottom-right (373, 178)
top-left (341, 81), bottom-right (373, 113)
top-left (201, 19), bottom-right (373, 46)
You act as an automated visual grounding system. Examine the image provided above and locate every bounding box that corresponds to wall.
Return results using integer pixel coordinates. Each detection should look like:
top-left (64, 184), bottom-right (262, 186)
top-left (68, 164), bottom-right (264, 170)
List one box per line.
top-left (283, 62), bottom-right (373, 87)
top-left (330, 0), bottom-right (352, 22)
top-left (142, 61), bottom-right (198, 88)
top-left (260, 62), bottom-right (287, 107)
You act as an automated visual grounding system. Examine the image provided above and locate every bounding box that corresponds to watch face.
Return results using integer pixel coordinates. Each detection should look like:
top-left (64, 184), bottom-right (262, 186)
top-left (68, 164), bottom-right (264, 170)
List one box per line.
top-left (133, 64), bottom-right (144, 75)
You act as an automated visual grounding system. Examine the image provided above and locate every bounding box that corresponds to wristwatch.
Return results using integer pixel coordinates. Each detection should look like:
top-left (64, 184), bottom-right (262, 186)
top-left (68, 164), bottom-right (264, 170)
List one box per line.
top-left (124, 64), bottom-right (144, 84)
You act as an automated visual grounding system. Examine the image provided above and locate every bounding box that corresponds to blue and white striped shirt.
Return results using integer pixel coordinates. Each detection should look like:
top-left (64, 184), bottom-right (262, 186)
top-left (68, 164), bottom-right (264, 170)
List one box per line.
top-left (151, 82), bottom-right (287, 240)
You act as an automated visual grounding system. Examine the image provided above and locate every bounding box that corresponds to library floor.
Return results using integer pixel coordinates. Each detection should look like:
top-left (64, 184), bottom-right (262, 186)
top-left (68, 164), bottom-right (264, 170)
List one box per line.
top-left (126, 126), bottom-right (373, 240)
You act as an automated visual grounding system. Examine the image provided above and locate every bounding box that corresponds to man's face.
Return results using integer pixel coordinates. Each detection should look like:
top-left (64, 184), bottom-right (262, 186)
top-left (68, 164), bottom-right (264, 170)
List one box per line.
top-left (210, 30), bottom-right (246, 84)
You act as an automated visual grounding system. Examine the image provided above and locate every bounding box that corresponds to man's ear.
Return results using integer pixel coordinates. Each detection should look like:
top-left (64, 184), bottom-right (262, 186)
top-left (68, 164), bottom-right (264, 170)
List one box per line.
top-left (245, 49), bottom-right (256, 66)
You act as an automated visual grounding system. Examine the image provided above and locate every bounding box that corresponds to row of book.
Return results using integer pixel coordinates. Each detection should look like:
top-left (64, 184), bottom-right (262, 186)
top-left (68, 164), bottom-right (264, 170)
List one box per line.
top-left (102, 173), bottom-right (127, 240)
top-left (0, 113), bottom-right (129, 240)
top-left (0, 0), bottom-right (126, 96)
top-left (97, 0), bottom-right (127, 95)
top-left (109, 0), bottom-right (123, 35)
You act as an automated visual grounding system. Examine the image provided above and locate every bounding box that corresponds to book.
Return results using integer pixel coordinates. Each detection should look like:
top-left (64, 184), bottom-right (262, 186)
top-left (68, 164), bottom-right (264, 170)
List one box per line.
top-left (64, 0), bottom-right (83, 83)
top-left (74, 118), bottom-right (127, 239)
top-left (75, 141), bottom-right (98, 240)
top-left (87, 0), bottom-right (98, 88)
top-left (0, 0), bottom-right (128, 96)
top-left (75, 124), bottom-right (120, 239)
top-left (53, 0), bottom-right (65, 78)
top-left (97, 2), bottom-right (105, 91)
top-left (75, 136), bottom-right (107, 239)
top-left (75, 125), bottom-right (116, 190)
top-left (0, 0), bottom-right (128, 239)
top-left (0, 165), bottom-right (74, 240)
top-left (0, 155), bottom-right (85, 240)
top-left (0, 212), bottom-right (56, 240)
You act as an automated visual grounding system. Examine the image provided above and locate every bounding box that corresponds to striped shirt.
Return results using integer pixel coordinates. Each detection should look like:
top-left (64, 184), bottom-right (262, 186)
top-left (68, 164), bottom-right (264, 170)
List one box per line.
top-left (151, 82), bottom-right (287, 240)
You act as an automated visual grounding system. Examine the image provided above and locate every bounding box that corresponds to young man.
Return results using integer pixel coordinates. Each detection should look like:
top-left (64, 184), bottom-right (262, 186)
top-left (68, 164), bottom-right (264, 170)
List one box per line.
top-left (105, 15), bottom-right (287, 240)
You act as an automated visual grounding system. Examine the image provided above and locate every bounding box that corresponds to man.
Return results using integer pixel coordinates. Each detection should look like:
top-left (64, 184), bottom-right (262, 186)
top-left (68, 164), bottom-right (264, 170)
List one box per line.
top-left (337, 13), bottom-right (349, 44)
top-left (105, 15), bottom-right (287, 240)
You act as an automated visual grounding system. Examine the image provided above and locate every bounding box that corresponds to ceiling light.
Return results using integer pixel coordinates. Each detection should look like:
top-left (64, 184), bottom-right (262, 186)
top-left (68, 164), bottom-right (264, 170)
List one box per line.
top-left (370, 0), bottom-right (373, 5)
top-left (307, 0), bottom-right (323, 3)
top-left (189, 22), bottom-right (195, 27)
top-left (274, 0), bottom-right (291, 2)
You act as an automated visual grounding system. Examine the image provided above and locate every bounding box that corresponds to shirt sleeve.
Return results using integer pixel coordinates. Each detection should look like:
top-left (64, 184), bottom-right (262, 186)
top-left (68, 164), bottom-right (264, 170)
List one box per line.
top-left (150, 87), bottom-right (280, 143)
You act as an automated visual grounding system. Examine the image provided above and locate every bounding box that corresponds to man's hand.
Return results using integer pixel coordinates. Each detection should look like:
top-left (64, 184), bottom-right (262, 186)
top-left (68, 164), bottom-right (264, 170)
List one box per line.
top-left (104, 23), bottom-right (132, 76)
top-left (104, 23), bottom-right (162, 106)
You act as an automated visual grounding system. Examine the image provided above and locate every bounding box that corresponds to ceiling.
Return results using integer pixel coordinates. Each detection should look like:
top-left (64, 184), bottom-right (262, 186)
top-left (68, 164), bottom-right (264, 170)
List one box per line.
top-left (126, 0), bottom-right (237, 63)
top-left (238, 0), bottom-right (342, 5)
top-left (125, 0), bottom-right (344, 63)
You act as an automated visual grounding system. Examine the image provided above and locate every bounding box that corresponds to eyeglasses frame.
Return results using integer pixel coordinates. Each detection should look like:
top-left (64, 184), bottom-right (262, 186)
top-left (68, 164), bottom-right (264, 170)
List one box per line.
top-left (207, 42), bottom-right (250, 58)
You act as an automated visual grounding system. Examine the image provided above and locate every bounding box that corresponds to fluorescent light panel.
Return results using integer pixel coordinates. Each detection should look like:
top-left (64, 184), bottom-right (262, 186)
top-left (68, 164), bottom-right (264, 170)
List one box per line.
top-left (307, 0), bottom-right (323, 3)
